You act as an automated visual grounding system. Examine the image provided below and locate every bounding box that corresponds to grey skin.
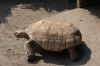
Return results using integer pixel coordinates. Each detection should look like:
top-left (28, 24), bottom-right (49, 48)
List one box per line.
top-left (14, 29), bottom-right (81, 62)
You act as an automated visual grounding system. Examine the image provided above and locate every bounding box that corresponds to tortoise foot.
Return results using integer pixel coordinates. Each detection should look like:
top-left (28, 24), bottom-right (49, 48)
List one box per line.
top-left (27, 55), bottom-right (36, 62)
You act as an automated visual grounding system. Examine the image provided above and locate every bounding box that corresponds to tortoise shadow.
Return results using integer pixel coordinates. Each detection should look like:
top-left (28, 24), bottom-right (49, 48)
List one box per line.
top-left (30, 41), bottom-right (91, 65)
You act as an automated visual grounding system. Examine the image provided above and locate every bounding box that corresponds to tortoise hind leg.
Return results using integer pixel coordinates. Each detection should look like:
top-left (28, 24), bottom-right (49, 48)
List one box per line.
top-left (24, 39), bottom-right (35, 62)
top-left (68, 46), bottom-right (79, 61)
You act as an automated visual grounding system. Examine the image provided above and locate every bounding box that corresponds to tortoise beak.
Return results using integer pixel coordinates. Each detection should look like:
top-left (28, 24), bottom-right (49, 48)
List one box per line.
top-left (14, 32), bottom-right (19, 37)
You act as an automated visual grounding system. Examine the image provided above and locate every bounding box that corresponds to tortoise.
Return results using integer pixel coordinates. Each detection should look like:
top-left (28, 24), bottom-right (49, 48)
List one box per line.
top-left (14, 19), bottom-right (82, 62)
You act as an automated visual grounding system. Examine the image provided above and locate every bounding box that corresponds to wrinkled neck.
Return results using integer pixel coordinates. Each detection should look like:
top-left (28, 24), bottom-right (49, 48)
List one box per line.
top-left (18, 32), bottom-right (29, 39)
top-left (23, 33), bottom-right (30, 39)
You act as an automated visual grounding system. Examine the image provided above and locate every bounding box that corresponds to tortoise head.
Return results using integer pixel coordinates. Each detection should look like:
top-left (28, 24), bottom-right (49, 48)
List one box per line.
top-left (14, 30), bottom-right (29, 39)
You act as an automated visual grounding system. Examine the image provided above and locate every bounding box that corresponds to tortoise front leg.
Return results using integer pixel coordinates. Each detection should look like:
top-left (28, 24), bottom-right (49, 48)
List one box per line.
top-left (24, 39), bottom-right (35, 62)
top-left (68, 46), bottom-right (79, 61)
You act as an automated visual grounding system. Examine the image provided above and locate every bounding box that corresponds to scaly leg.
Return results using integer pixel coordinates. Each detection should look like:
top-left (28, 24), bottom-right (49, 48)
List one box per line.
top-left (68, 46), bottom-right (79, 61)
top-left (24, 39), bottom-right (35, 62)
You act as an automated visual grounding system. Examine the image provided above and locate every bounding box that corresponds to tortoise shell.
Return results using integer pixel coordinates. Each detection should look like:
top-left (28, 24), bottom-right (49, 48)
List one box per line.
top-left (25, 19), bottom-right (82, 51)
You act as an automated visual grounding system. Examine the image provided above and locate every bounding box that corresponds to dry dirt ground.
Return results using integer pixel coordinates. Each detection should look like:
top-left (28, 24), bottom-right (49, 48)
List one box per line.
top-left (0, 1), bottom-right (100, 66)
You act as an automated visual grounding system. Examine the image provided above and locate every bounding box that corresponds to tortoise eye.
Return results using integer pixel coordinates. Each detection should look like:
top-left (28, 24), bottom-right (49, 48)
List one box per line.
top-left (14, 32), bottom-right (18, 36)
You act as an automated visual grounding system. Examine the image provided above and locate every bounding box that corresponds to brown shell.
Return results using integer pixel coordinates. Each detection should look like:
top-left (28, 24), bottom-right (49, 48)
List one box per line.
top-left (25, 19), bottom-right (82, 51)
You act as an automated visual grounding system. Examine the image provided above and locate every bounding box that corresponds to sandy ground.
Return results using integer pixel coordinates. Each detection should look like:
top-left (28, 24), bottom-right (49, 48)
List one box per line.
top-left (0, 1), bottom-right (100, 66)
